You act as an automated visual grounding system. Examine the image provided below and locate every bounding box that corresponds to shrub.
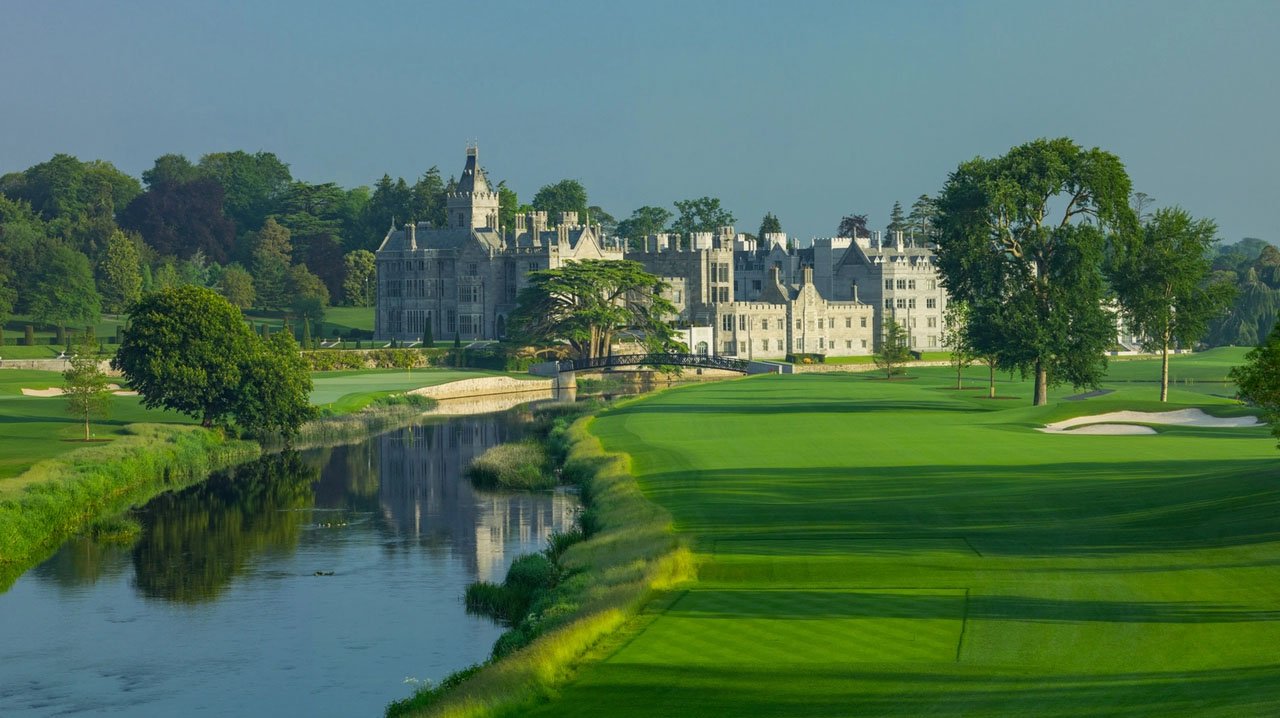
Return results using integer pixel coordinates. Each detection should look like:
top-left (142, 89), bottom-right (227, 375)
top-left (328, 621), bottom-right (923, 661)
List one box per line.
top-left (24, 325), bottom-right (34, 346)
top-left (785, 352), bottom-right (825, 364)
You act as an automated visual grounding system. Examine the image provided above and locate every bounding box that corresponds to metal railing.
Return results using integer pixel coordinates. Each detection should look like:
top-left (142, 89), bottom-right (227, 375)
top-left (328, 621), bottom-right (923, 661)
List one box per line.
top-left (557, 353), bottom-right (750, 373)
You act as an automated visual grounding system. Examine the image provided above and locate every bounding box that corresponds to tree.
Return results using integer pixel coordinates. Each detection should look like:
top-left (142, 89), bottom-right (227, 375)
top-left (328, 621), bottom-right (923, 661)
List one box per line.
top-left (874, 317), bottom-right (912, 378)
top-left (342, 250), bottom-right (376, 306)
top-left (757, 212), bottom-right (782, 240)
top-left (1231, 321), bottom-right (1280, 447)
top-left (118, 177), bottom-right (237, 262)
top-left (532, 180), bottom-right (589, 225)
top-left (197, 150), bottom-right (292, 232)
top-left (586, 205), bottom-right (617, 234)
top-left (300, 317), bottom-right (313, 350)
top-left (219, 264), bottom-right (255, 309)
top-left (422, 316), bottom-right (434, 347)
top-left (615, 206), bottom-right (673, 247)
top-left (671, 197), bottom-right (735, 239)
top-left (837, 213), bottom-right (870, 239)
top-left (29, 246), bottom-right (101, 326)
top-left (1108, 207), bottom-right (1236, 401)
top-left (100, 230), bottom-right (142, 313)
top-left (887, 201), bottom-right (907, 235)
top-left (113, 286), bottom-right (257, 427)
top-left (232, 331), bottom-right (315, 438)
top-left (142, 154), bottom-right (200, 188)
top-left (934, 137), bottom-right (1135, 405)
top-left (285, 264), bottom-right (329, 307)
top-left (941, 301), bottom-right (976, 389)
top-left (63, 334), bottom-right (110, 441)
top-left (292, 294), bottom-right (326, 326)
top-left (509, 260), bottom-right (679, 361)
top-left (908, 195), bottom-right (937, 242)
top-left (250, 218), bottom-right (292, 309)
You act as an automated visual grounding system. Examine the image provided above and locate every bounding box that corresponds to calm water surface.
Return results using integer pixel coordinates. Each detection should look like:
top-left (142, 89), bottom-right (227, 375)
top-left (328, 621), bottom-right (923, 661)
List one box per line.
top-left (0, 408), bottom-right (578, 717)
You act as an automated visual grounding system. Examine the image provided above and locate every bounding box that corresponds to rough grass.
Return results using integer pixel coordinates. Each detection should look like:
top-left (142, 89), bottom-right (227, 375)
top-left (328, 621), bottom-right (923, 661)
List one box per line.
top-left (466, 442), bottom-right (553, 490)
top-left (388, 415), bottom-right (695, 718)
top-left (510, 354), bottom-right (1280, 717)
top-left (0, 424), bottom-right (259, 589)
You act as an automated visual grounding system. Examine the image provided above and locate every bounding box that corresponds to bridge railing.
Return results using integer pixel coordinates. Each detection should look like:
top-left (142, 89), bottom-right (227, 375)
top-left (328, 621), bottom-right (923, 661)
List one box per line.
top-left (557, 353), bottom-right (750, 373)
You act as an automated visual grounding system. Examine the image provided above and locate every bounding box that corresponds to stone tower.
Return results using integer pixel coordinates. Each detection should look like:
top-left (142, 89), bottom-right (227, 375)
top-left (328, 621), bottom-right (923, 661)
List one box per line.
top-left (446, 145), bottom-right (501, 231)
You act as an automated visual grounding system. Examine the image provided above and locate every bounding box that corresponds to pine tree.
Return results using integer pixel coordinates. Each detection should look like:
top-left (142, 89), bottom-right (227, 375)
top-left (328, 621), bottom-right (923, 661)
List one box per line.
top-left (301, 318), bottom-right (312, 349)
top-left (888, 201), bottom-right (907, 235)
top-left (423, 317), bottom-right (434, 347)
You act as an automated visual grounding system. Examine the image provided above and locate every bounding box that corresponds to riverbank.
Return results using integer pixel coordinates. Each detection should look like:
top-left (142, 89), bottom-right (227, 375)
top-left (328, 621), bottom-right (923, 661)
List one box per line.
top-left (387, 396), bottom-right (696, 718)
top-left (0, 372), bottom-right (545, 591)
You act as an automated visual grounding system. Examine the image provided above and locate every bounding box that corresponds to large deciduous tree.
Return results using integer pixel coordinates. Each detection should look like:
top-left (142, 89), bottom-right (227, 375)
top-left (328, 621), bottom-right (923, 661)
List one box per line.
top-left (616, 206), bottom-right (673, 248)
top-left (342, 250), bottom-right (376, 306)
top-left (509, 260), bottom-right (678, 361)
top-left (1108, 207), bottom-right (1236, 400)
top-left (118, 177), bottom-right (237, 262)
top-left (232, 331), bottom-right (315, 438)
top-left (29, 245), bottom-right (101, 326)
top-left (934, 137), bottom-right (1135, 405)
top-left (197, 151), bottom-right (292, 233)
top-left (1231, 322), bottom-right (1280, 447)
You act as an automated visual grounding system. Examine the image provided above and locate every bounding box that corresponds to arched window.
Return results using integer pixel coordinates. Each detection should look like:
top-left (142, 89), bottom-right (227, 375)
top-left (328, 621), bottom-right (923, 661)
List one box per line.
top-left (695, 341), bottom-right (709, 356)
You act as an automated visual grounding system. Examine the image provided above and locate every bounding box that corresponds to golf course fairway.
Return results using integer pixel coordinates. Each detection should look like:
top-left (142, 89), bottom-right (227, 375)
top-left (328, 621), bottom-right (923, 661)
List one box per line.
top-left (526, 356), bottom-right (1280, 717)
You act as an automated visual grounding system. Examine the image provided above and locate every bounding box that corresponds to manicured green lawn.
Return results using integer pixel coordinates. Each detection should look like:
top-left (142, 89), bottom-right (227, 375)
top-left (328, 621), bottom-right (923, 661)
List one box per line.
top-left (527, 354), bottom-right (1280, 717)
top-left (0, 370), bottom-right (194, 488)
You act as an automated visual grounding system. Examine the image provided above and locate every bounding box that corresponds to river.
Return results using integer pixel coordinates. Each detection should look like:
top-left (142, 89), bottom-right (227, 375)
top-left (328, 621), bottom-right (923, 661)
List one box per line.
top-left (0, 406), bottom-right (579, 716)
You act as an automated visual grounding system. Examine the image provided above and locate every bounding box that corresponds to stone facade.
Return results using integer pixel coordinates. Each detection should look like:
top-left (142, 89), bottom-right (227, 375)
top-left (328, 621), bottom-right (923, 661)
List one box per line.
top-left (375, 149), bottom-right (948, 355)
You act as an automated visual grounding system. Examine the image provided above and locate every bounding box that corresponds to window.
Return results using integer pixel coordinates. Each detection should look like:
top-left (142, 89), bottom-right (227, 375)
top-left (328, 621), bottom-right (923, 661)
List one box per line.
top-left (776, 340), bottom-right (783, 351)
top-left (795, 319), bottom-right (802, 329)
top-left (752, 280), bottom-right (761, 292)
top-left (674, 290), bottom-right (682, 304)
top-left (739, 315), bottom-right (747, 331)
top-left (846, 340), bottom-right (852, 348)
top-left (762, 339), bottom-right (769, 351)
top-left (927, 280), bottom-right (937, 290)
top-left (718, 263), bottom-right (730, 282)
top-left (819, 337), bottom-right (825, 349)
top-left (927, 317), bottom-right (937, 328)
top-left (845, 317), bottom-right (852, 328)
top-left (861, 339), bottom-right (867, 348)
top-left (446, 310), bottom-right (457, 334)
top-left (527, 262), bottom-right (538, 273)
top-left (418, 260), bottom-right (425, 270)
top-left (884, 299), bottom-right (893, 309)
top-left (720, 287), bottom-right (730, 302)
top-left (908, 279), bottom-right (916, 290)
top-left (761, 318), bottom-right (768, 330)
top-left (467, 263), bottom-right (478, 276)
top-left (908, 298), bottom-right (916, 309)
top-left (897, 279), bottom-right (907, 289)
top-left (929, 335), bottom-right (937, 346)
top-left (459, 314), bottom-right (474, 335)
top-left (722, 314), bottom-right (734, 331)
top-left (724, 341), bottom-right (734, 354)
top-left (926, 298), bottom-right (937, 309)
top-left (739, 341), bottom-right (746, 353)
top-left (885, 279), bottom-right (893, 290)
top-left (860, 317), bottom-right (867, 328)
top-left (897, 298), bottom-right (907, 309)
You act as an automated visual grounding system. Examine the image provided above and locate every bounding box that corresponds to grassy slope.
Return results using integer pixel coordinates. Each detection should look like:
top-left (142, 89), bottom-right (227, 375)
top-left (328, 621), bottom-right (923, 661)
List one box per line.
top-left (525, 353), bottom-right (1280, 717)
top-left (309, 368), bottom-right (533, 412)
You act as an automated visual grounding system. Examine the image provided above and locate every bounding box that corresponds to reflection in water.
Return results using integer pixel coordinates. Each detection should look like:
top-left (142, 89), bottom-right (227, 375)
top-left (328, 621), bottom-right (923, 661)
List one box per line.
top-left (0, 408), bottom-right (578, 718)
top-left (131, 452), bottom-right (318, 602)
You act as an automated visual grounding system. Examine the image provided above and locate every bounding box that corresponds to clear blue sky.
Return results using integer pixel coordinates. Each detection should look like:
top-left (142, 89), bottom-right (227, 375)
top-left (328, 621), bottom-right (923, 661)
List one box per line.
top-left (2, 0), bottom-right (1276, 244)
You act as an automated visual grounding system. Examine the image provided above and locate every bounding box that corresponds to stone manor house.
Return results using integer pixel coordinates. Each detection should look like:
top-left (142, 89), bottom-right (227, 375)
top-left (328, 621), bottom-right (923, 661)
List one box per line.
top-left (374, 149), bottom-right (948, 360)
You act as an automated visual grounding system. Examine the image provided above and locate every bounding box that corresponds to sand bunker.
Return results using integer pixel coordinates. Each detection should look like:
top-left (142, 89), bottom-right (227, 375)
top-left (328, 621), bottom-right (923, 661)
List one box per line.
top-left (21, 384), bottom-right (127, 397)
top-left (1040, 408), bottom-right (1261, 435)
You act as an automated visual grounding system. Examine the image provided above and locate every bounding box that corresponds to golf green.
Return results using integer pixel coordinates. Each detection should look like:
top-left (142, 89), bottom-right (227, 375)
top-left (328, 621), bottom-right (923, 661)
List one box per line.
top-left (527, 356), bottom-right (1280, 717)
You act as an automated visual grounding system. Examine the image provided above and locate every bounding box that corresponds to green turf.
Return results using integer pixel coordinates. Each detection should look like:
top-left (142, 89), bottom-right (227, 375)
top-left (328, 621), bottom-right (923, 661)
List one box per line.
top-left (0, 370), bottom-right (195, 486)
top-left (526, 353), bottom-right (1280, 717)
top-left (307, 368), bottom-right (530, 411)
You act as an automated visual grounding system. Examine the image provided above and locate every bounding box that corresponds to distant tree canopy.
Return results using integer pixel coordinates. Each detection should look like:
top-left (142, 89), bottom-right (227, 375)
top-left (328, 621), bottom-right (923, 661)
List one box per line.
top-left (837, 213), bottom-right (870, 239)
top-left (616, 206), bottom-right (673, 245)
top-left (533, 179), bottom-right (589, 225)
top-left (757, 212), bottom-right (782, 239)
top-left (671, 197), bottom-right (735, 237)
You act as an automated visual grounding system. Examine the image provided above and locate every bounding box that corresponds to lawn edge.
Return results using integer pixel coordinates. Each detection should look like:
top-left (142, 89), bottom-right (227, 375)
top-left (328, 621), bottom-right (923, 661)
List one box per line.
top-left (397, 411), bottom-right (695, 718)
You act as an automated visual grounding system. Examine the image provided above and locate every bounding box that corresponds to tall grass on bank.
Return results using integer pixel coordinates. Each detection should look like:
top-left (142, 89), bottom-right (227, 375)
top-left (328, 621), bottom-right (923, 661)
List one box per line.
top-left (466, 442), bottom-right (553, 490)
top-left (289, 395), bottom-right (436, 449)
top-left (386, 413), bottom-right (695, 718)
top-left (0, 424), bottom-right (259, 589)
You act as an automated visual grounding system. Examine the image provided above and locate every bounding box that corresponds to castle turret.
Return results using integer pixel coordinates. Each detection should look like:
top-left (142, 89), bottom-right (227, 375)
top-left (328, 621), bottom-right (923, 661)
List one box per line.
top-left (446, 146), bottom-right (501, 230)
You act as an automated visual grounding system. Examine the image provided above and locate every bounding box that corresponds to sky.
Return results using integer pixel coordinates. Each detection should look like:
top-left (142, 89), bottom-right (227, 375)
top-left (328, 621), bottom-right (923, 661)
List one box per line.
top-left (1, 0), bottom-right (1276, 244)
